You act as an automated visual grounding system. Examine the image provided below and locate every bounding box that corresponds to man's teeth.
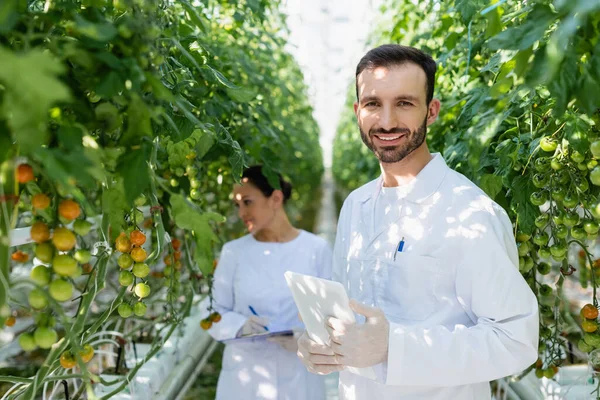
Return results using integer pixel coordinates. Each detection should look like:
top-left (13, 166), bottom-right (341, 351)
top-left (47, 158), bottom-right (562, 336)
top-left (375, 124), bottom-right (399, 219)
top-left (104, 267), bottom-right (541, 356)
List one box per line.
top-left (378, 136), bottom-right (400, 141)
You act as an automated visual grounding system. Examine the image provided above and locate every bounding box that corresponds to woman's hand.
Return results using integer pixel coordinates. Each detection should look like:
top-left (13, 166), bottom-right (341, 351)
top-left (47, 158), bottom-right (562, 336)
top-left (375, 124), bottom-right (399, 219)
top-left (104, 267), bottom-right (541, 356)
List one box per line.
top-left (267, 332), bottom-right (300, 352)
top-left (236, 315), bottom-right (269, 337)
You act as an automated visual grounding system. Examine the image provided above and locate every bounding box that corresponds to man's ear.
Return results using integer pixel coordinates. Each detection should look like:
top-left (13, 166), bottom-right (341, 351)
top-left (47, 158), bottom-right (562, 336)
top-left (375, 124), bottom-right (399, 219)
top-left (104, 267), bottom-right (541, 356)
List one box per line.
top-left (426, 98), bottom-right (441, 126)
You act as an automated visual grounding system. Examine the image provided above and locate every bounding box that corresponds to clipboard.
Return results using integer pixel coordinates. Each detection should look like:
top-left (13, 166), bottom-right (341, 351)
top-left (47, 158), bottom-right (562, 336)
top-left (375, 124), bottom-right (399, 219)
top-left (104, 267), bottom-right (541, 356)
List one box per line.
top-left (220, 329), bottom-right (294, 345)
top-left (284, 271), bottom-right (377, 380)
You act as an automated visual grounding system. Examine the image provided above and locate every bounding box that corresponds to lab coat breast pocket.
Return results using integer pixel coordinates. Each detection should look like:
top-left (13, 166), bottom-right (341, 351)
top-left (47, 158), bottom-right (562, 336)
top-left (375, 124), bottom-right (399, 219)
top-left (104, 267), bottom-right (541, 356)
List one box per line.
top-left (379, 254), bottom-right (445, 322)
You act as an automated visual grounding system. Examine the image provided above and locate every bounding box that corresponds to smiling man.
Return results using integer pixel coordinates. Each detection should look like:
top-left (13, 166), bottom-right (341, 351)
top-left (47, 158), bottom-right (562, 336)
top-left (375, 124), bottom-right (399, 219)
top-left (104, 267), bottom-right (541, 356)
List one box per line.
top-left (296, 44), bottom-right (540, 399)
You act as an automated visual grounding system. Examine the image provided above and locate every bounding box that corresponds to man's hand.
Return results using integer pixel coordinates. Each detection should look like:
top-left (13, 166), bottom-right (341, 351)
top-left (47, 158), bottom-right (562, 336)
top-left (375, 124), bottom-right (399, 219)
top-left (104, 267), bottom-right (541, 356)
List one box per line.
top-left (296, 331), bottom-right (344, 375)
top-left (236, 315), bottom-right (269, 337)
top-left (325, 299), bottom-right (389, 368)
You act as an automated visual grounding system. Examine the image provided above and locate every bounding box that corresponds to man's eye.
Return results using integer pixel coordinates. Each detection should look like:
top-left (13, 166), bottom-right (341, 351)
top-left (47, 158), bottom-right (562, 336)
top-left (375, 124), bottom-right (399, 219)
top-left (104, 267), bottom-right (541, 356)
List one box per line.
top-left (365, 102), bottom-right (377, 107)
top-left (244, 200), bottom-right (252, 206)
top-left (398, 101), bottom-right (412, 107)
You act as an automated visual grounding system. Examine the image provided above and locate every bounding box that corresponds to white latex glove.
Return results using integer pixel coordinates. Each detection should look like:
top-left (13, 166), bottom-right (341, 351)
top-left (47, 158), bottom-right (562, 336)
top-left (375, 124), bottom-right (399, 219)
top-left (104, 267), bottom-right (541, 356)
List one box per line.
top-left (267, 331), bottom-right (300, 352)
top-left (236, 315), bottom-right (269, 337)
top-left (296, 331), bottom-right (344, 375)
top-left (325, 299), bottom-right (389, 368)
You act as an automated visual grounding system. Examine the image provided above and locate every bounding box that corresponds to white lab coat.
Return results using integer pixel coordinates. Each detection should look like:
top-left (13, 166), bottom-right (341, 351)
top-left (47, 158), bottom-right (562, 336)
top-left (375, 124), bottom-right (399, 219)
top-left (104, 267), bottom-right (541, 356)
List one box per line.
top-left (332, 153), bottom-right (539, 400)
top-left (206, 230), bottom-right (331, 400)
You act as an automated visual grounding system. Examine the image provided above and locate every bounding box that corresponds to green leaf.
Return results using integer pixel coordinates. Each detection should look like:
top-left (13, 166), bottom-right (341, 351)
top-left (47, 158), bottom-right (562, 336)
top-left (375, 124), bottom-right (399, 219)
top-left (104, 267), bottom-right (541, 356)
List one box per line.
top-left (479, 174), bottom-right (503, 200)
top-left (196, 130), bottom-right (215, 160)
top-left (102, 186), bottom-right (128, 242)
top-left (564, 117), bottom-right (592, 155)
top-left (0, 47), bottom-right (70, 153)
top-left (226, 87), bottom-right (256, 103)
top-left (116, 143), bottom-right (151, 206)
top-left (95, 71), bottom-right (123, 98)
top-left (455, 0), bottom-right (486, 24)
top-left (484, 2), bottom-right (502, 38)
top-left (487, 5), bottom-right (555, 51)
top-left (121, 94), bottom-right (153, 145)
top-left (204, 65), bottom-right (238, 89)
top-left (170, 194), bottom-right (224, 276)
top-left (0, 0), bottom-right (20, 34)
top-left (73, 15), bottom-right (118, 42)
top-left (510, 175), bottom-right (538, 235)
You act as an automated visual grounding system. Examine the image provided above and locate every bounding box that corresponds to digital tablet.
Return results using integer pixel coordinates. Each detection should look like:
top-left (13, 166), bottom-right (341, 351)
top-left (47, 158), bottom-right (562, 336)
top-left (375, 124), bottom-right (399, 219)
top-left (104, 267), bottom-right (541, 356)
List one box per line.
top-left (220, 329), bottom-right (294, 345)
top-left (284, 271), bottom-right (377, 380)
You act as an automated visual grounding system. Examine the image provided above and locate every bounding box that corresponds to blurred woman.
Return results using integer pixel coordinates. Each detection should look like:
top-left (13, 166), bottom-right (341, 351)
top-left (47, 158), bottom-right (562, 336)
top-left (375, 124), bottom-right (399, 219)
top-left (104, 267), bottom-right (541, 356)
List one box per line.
top-left (206, 165), bottom-right (331, 400)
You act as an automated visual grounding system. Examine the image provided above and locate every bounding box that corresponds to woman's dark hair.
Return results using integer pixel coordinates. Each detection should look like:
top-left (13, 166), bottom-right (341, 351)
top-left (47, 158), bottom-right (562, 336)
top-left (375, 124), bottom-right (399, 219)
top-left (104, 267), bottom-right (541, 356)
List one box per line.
top-left (242, 165), bottom-right (292, 204)
top-left (355, 44), bottom-right (437, 104)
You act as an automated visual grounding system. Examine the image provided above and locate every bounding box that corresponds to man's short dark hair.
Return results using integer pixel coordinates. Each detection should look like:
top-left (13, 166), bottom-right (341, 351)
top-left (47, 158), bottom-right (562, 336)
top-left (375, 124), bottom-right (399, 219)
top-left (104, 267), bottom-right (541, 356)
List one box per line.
top-left (355, 44), bottom-right (437, 104)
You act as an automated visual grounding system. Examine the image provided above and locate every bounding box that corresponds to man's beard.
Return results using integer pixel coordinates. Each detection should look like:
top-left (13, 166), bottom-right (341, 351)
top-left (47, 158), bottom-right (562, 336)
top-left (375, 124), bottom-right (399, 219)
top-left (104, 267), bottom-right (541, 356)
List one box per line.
top-left (360, 117), bottom-right (428, 163)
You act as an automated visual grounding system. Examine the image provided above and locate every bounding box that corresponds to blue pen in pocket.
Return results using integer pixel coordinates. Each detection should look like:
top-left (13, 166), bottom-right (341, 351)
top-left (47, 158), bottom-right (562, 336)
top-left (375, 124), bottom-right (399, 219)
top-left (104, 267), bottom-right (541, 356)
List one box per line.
top-left (248, 305), bottom-right (269, 331)
top-left (393, 237), bottom-right (405, 261)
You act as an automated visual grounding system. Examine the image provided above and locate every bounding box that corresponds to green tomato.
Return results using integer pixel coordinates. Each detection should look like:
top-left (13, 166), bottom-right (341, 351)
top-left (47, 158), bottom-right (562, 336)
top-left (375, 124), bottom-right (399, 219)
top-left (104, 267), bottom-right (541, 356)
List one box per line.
top-left (539, 284), bottom-right (553, 296)
top-left (134, 195), bottom-right (146, 207)
top-left (175, 167), bottom-right (185, 177)
top-left (537, 262), bottom-right (552, 275)
top-left (555, 224), bottom-right (569, 239)
top-left (584, 220), bottom-right (600, 234)
top-left (589, 159), bottom-right (599, 170)
top-left (73, 219), bottom-right (92, 236)
top-left (118, 303), bottom-right (133, 318)
top-left (563, 211), bottom-right (580, 227)
top-left (132, 262), bottom-right (150, 278)
top-left (190, 179), bottom-right (201, 189)
top-left (551, 186), bottom-right (566, 202)
top-left (34, 327), bottom-right (58, 349)
top-left (170, 178), bottom-right (179, 187)
top-left (563, 193), bottom-right (579, 208)
top-left (593, 203), bottom-right (600, 219)
top-left (74, 249), bottom-right (91, 264)
top-left (571, 225), bottom-right (587, 240)
top-left (118, 271), bottom-right (134, 287)
top-left (533, 232), bottom-right (549, 246)
top-left (538, 247), bottom-right (551, 259)
top-left (520, 256), bottom-right (534, 273)
top-left (550, 242), bottom-right (568, 258)
top-left (516, 232), bottom-right (531, 242)
top-left (530, 191), bottom-right (548, 206)
top-left (550, 158), bottom-right (563, 171)
top-left (517, 241), bottom-right (530, 257)
top-left (540, 137), bottom-right (558, 152)
top-left (135, 283), bottom-right (151, 299)
top-left (52, 255), bottom-right (78, 277)
top-left (118, 253), bottom-right (134, 269)
top-left (35, 242), bottom-right (54, 264)
top-left (30, 265), bottom-right (51, 286)
top-left (579, 338), bottom-right (595, 353)
top-left (133, 302), bottom-right (147, 317)
top-left (186, 165), bottom-right (198, 176)
top-left (591, 141), bottom-right (600, 158)
top-left (532, 173), bottom-right (549, 188)
top-left (553, 214), bottom-right (564, 225)
top-left (535, 157), bottom-right (551, 172)
top-left (576, 177), bottom-right (590, 192)
top-left (535, 214), bottom-right (549, 228)
top-left (29, 289), bottom-right (48, 309)
top-left (578, 162), bottom-right (589, 171)
top-left (571, 151), bottom-right (586, 163)
top-left (49, 279), bottom-right (73, 302)
top-left (591, 166), bottom-right (600, 186)
top-left (190, 189), bottom-right (201, 200)
top-left (19, 333), bottom-right (37, 351)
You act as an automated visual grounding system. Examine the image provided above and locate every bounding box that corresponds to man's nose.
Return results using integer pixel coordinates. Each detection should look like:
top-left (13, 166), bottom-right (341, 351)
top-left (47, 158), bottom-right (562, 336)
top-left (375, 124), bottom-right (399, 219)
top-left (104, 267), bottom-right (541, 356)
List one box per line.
top-left (378, 106), bottom-right (398, 131)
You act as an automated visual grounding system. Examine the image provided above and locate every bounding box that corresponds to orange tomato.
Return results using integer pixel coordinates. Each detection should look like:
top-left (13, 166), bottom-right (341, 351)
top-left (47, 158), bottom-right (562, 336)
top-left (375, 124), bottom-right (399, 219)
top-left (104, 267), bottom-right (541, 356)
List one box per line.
top-left (164, 255), bottom-right (173, 265)
top-left (582, 304), bottom-right (599, 320)
top-left (130, 247), bottom-right (147, 262)
top-left (32, 193), bottom-right (51, 210)
top-left (115, 234), bottom-right (131, 253)
top-left (200, 319), bottom-right (212, 330)
top-left (171, 238), bottom-right (181, 250)
top-left (30, 222), bottom-right (51, 243)
top-left (58, 199), bottom-right (81, 220)
top-left (16, 164), bottom-right (34, 183)
top-left (52, 227), bottom-right (76, 251)
top-left (173, 251), bottom-right (181, 261)
top-left (60, 352), bottom-right (77, 369)
top-left (11, 250), bottom-right (29, 263)
top-left (79, 344), bottom-right (95, 363)
top-left (4, 316), bottom-right (16, 327)
top-left (130, 230), bottom-right (146, 246)
top-left (210, 312), bottom-right (222, 323)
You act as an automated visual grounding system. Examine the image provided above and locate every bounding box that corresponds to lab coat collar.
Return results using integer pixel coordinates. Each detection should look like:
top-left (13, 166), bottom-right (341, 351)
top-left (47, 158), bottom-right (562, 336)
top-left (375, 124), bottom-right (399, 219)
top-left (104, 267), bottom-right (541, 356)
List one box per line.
top-left (358, 153), bottom-right (449, 204)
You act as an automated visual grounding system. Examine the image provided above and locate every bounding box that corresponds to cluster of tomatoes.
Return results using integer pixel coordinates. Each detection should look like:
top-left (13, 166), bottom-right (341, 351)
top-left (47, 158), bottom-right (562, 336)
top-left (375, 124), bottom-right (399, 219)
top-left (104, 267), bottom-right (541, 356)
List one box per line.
top-left (115, 229), bottom-right (150, 318)
top-left (13, 164), bottom-right (95, 353)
